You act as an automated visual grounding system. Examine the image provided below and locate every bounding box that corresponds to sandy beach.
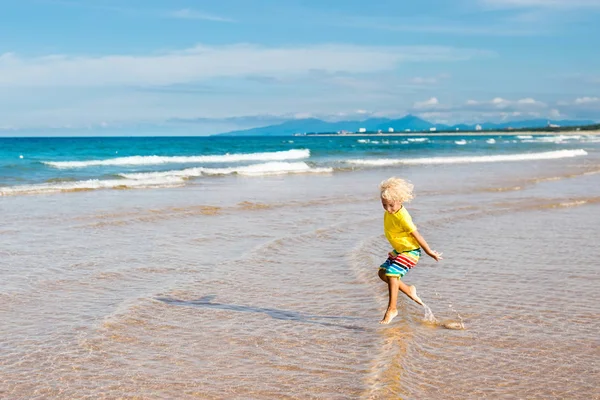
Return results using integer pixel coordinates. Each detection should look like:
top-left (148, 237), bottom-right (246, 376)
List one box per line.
top-left (2, 135), bottom-right (599, 399)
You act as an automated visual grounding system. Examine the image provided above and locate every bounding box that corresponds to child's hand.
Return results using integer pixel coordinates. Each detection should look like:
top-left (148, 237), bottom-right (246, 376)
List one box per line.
top-left (428, 250), bottom-right (443, 261)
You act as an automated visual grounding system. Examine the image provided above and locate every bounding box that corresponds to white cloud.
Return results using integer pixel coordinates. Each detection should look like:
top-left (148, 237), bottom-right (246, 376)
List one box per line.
top-left (412, 97), bottom-right (547, 114)
top-left (0, 44), bottom-right (489, 88)
top-left (291, 112), bottom-right (314, 119)
top-left (560, 97), bottom-right (600, 120)
top-left (516, 98), bottom-right (547, 107)
top-left (403, 96), bottom-right (597, 124)
top-left (414, 97), bottom-right (440, 109)
top-left (517, 98), bottom-right (536, 104)
top-left (167, 9), bottom-right (234, 22)
top-left (575, 97), bottom-right (600, 104)
top-left (356, 96), bottom-right (596, 124)
top-left (409, 74), bottom-right (450, 85)
top-left (463, 97), bottom-right (547, 110)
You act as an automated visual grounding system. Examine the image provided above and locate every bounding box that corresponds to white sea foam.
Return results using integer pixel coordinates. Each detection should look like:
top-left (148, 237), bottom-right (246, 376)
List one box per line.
top-left (407, 138), bottom-right (428, 143)
top-left (346, 149), bottom-right (588, 166)
top-left (455, 139), bottom-right (467, 145)
top-left (0, 162), bottom-right (332, 196)
top-left (120, 162), bottom-right (333, 180)
top-left (486, 138), bottom-right (496, 144)
top-left (0, 176), bottom-right (185, 196)
top-left (517, 135), bottom-right (533, 139)
top-left (43, 149), bottom-right (310, 169)
top-left (521, 135), bottom-right (583, 144)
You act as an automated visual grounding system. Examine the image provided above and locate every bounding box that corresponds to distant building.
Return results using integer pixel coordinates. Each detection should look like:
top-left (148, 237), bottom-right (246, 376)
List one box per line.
top-left (388, 127), bottom-right (394, 133)
top-left (429, 127), bottom-right (437, 132)
top-left (377, 129), bottom-right (382, 133)
top-left (475, 124), bottom-right (483, 131)
top-left (405, 129), bottom-right (411, 132)
top-left (456, 127), bottom-right (460, 131)
top-left (548, 121), bottom-right (560, 128)
top-left (358, 127), bottom-right (367, 133)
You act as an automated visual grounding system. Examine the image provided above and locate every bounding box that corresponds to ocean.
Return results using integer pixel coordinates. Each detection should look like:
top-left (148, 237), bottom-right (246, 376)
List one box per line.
top-left (1, 133), bottom-right (599, 399)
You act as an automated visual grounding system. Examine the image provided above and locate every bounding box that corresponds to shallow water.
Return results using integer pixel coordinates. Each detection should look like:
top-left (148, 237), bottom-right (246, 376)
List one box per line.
top-left (2, 138), bottom-right (600, 399)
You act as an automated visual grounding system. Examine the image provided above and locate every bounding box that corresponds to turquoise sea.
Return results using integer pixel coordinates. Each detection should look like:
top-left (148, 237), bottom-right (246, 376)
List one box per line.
top-left (0, 134), bottom-right (595, 194)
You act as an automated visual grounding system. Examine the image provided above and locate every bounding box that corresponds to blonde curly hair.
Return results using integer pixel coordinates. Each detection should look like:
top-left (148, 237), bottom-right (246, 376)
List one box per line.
top-left (379, 177), bottom-right (414, 203)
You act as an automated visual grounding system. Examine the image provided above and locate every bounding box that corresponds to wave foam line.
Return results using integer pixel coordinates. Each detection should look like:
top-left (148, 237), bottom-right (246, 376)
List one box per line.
top-left (43, 149), bottom-right (310, 169)
top-left (0, 176), bottom-right (185, 196)
top-left (347, 149), bottom-right (588, 166)
top-left (1, 162), bottom-right (333, 196)
top-left (120, 162), bottom-right (333, 180)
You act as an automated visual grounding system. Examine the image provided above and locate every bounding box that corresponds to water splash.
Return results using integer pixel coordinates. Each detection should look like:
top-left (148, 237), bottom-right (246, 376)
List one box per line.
top-left (447, 303), bottom-right (465, 329)
top-left (422, 304), bottom-right (438, 324)
top-left (426, 292), bottom-right (466, 330)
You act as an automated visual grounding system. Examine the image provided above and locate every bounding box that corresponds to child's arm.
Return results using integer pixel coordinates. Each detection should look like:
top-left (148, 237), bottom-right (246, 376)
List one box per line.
top-left (411, 230), bottom-right (443, 261)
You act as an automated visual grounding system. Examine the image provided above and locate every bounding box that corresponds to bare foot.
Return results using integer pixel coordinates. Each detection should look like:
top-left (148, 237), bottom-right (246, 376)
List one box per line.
top-left (379, 309), bottom-right (398, 324)
top-left (407, 285), bottom-right (424, 306)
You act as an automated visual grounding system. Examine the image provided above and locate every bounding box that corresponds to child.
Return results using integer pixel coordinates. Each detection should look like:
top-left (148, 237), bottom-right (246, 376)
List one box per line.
top-left (378, 177), bottom-right (442, 324)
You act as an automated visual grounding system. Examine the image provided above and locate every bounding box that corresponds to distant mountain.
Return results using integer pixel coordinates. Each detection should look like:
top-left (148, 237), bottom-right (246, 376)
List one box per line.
top-left (213, 115), bottom-right (596, 136)
top-left (213, 115), bottom-right (436, 136)
top-left (375, 115), bottom-right (437, 132)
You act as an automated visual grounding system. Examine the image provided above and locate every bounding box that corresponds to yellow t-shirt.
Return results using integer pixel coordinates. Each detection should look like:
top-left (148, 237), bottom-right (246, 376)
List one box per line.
top-left (384, 206), bottom-right (420, 252)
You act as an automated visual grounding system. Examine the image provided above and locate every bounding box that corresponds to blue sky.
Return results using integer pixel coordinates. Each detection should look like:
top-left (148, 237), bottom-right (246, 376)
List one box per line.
top-left (1, 0), bottom-right (599, 134)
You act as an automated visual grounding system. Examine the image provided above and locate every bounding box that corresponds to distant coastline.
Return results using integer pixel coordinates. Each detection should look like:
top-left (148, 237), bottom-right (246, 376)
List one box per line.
top-left (305, 129), bottom-right (600, 137)
top-left (303, 131), bottom-right (600, 138)
top-left (302, 123), bottom-right (600, 137)
top-left (214, 116), bottom-right (599, 137)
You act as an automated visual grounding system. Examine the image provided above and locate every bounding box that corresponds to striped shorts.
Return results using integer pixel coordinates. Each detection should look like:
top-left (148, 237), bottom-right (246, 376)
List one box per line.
top-left (379, 248), bottom-right (421, 278)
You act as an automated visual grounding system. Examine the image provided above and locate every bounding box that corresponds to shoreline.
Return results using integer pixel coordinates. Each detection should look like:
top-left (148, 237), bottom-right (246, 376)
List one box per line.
top-left (304, 129), bottom-right (600, 137)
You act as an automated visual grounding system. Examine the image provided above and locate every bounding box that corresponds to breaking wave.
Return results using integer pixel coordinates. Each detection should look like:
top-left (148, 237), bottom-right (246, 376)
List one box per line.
top-left (119, 162), bottom-right (333, 180)
top-left (346, 149), bottom-right (588, 166)
top-left (0, 161), bottom-right (332, 196)
top-left (43, 149), bottom-right (310, 169)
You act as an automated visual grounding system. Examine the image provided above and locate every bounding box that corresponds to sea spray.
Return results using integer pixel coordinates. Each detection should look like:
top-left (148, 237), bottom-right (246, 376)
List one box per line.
top-left (425, 294), bottom-right (466, 330)
top-left (422, 304), bottom-right (438, 324)
top-left (447, 303), bottom-right (466, 330)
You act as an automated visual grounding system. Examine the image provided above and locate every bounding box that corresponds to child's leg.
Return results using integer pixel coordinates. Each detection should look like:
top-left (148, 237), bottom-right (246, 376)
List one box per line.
top-left (397, 279), bottom-right (424, 306)
top-left (380, 277), bottom-right (400, 324)
top-left (378, 268), bottom-right (424, 307)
